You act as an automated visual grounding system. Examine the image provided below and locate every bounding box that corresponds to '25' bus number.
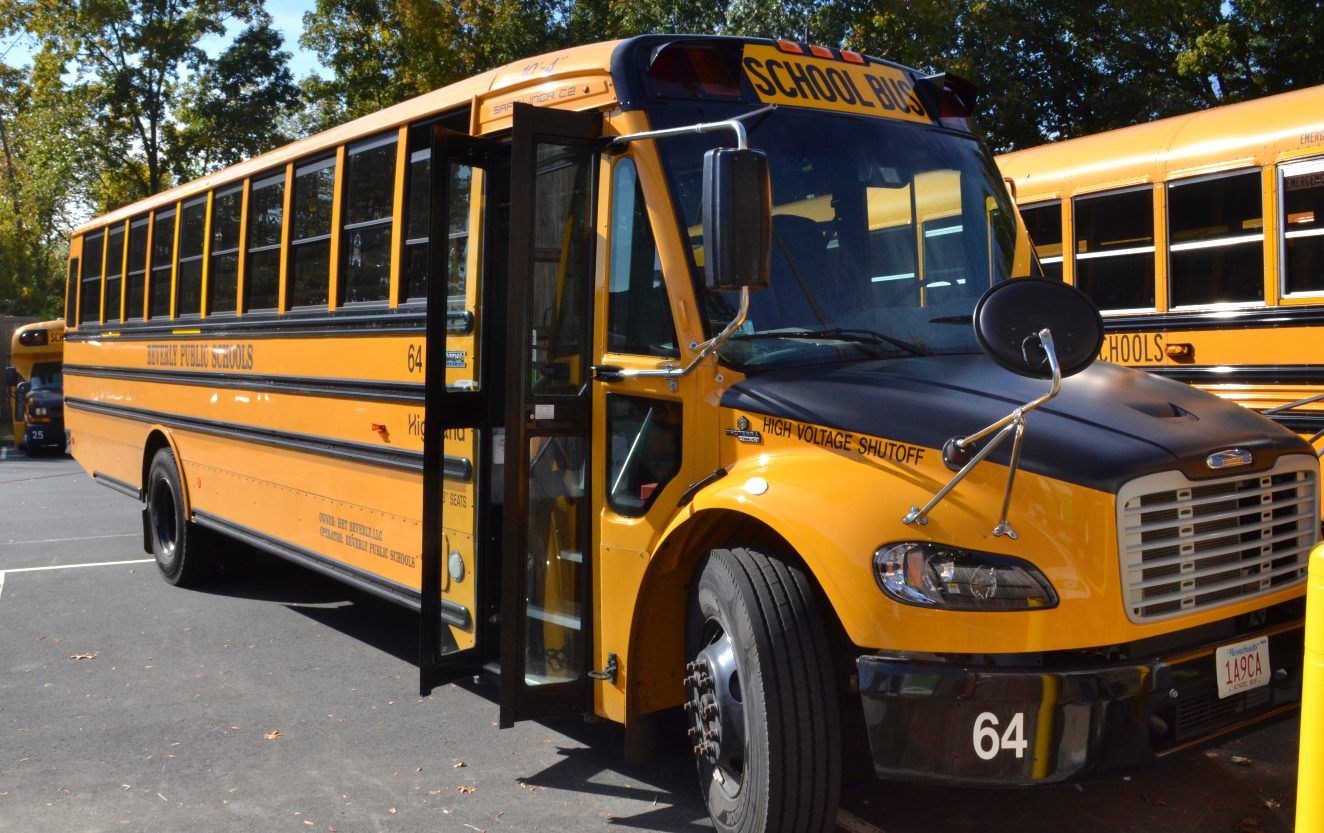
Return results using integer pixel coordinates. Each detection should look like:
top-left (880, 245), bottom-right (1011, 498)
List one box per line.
top-left (972, 711), bottom-right (1027, 760)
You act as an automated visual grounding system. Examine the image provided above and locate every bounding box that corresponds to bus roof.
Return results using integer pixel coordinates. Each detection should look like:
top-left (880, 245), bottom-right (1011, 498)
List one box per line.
top-left (996, 84), bottom-right (1324, 202)
top-left (74, 39), bottom-right (624, 235)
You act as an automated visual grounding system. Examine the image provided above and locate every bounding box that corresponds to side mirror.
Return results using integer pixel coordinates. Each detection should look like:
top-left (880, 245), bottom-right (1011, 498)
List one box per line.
top-left (702, 147), bottom-right (771, 292)
top-left (973, 278), bottom-right (1103, 379)
top-left (4, 366), bottom-right (18, 388)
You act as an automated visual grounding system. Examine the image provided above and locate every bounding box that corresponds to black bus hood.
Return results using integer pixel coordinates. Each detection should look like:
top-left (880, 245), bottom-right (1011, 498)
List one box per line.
top-left (720, 356), bottom-right (1313, 493)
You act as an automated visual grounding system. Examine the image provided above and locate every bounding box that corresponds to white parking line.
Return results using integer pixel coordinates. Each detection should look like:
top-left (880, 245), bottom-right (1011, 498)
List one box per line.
top-left (0, 533), bottom-right (139, 547)
top-left (0, 558), bottom-right (154, 600)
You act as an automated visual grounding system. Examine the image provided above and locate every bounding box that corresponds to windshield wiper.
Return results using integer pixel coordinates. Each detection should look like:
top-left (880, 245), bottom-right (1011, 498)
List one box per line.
top-left (736, 328), bottom-right (929, 357)
top-left (929, 315), bottom-right (971, 325)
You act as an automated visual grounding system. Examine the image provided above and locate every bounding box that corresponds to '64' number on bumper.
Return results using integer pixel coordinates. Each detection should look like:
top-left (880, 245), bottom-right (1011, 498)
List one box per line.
top-left (973, 711), bottom-right (1027, 760)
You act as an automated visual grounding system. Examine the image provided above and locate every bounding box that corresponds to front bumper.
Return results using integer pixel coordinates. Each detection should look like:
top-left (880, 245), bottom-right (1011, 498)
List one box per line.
top-left (24, 421), bottom-right (65, 448)
top-left (857, 621), bottom-right (1303, 785)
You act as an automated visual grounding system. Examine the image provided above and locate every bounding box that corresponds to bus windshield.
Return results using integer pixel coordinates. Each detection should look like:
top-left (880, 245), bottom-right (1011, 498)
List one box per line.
top-left (653, 106), bottom-right (1019, 371)
top-left (28, 362), bottom-right (62, 391)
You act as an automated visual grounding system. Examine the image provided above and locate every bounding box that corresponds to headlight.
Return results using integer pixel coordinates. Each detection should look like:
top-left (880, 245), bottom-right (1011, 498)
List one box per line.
top-left (30, 406), bottom-right (50, 417)
top-left (873, 542), bottom-right (1058, 611)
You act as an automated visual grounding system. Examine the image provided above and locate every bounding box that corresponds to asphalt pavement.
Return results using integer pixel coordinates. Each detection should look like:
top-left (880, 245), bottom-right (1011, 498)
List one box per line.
top-left (0, 450), bottom-right (1303, 833)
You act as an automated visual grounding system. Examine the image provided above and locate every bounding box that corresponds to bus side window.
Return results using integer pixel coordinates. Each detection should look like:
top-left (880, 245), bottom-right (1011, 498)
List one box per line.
top-left (1282, 159), bottom-right (1324, 296)
top-left (290, 156), bottom-right (336, 309)
top-left (606, 395), bottom-right (682, 517)
top-left (175, 196), bottom-right (207, 317)
top-left (1019, 201), bottom-right (1063, 281)
top-left (402, 146), bottom-right (431, 303)
top-left (1073, 188), bottom-right (1155, 311)
top-left (607, 159), bottom-right (678, 358)
top-left (1169, 170), bottom-right (1263, 307)
top-left (79, 230), bottom-right (104, 326)
top-left (149, 207), bottom-right (177, 319)
top-left (64, 256), bottom-right (80, 327)
top-left (341, 133), bottom-right (397, 305)
top-left (245, 173), bottom-right (285, 312)
top-left (209, 186), bottom-right (243, 315)
top-left (104, 224), bottom-right (125, 322)
top-left (126, 215), bottom-right (149, 320)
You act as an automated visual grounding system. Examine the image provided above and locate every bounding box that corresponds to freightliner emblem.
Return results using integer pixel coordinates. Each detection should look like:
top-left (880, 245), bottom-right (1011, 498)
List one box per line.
top-left (1206, 448), bottom-right (1253, 470)
top-left (725, 415), bottom-right (763, 444)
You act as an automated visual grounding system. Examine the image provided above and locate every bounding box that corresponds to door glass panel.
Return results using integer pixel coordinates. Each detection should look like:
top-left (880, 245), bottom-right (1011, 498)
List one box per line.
top-left (528, 144), bottom-right (593, 396)
top-left (446, 161), bottom-right (479, 392)
top-left (524, 435), bottom-right (584, 685)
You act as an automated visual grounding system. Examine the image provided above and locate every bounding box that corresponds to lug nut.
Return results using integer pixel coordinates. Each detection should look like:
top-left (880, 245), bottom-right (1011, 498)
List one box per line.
top-left (702, 705), bottom-right (718, 719)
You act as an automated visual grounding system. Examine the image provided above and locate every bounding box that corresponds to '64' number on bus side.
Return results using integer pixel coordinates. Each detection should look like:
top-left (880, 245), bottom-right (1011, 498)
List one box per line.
top-left (972, 711), bottom-right (1027, 760)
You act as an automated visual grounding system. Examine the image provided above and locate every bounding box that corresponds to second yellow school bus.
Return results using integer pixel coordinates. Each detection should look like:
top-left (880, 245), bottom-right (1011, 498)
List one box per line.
top-left (997, 85), bottom-right (1324, 444)
top-left (5, 318), bottom-right (65, 452)
top-left (64, 36), bottom-right (1318, 832)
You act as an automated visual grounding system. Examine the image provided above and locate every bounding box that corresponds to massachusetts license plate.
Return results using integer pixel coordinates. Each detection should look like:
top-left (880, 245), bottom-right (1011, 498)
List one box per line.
top-left (1215, 636), bottom-right (1270, 699)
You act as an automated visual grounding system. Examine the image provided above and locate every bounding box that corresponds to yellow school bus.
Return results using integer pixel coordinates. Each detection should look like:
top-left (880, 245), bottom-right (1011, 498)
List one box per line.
top-left (6, 319), bottom-right (65, 453)
top-left (64, 36), bottom-right (1318, 833)
top-left (997, 85), bottom-right (1324, 446)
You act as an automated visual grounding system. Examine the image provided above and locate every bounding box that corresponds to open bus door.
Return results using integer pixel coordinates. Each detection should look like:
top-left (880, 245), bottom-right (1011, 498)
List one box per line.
top-left (421, 104), bottom-right (603, 731)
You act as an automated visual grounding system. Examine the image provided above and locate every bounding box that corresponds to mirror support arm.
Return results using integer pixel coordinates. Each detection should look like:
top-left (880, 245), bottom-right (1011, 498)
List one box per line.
top-left (594, 119), bottom-right (761, 383)
top-left (594, 288), bottom-right (750, 381)
top-left (903, 329), bottom-right (1061, 537)
top-left (1263, 393), bottom-right (1324, 457)
top-left (610, 119), bottom-right (748, 151)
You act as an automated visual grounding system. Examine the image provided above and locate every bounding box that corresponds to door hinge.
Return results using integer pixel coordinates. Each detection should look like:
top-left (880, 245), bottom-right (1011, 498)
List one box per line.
top-left (588, 652), bottom-right (619, 685)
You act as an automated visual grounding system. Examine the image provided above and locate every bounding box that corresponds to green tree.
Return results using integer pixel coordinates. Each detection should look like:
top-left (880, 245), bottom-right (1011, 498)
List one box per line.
top-left (167, 18), bottom-right (302, 181)
top-left (6, 0), bottom-right (284, 200)
top-left (0, 53), bottom-right (92, 316)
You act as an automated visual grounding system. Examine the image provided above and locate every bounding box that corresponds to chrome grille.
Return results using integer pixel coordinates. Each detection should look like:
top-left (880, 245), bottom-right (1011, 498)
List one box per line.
top-left (1117, 456), bottom-right (1317, 623)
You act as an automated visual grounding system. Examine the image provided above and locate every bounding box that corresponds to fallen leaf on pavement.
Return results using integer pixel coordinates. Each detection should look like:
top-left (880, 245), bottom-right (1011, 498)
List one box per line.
top-left (457, 786), bottom-right (476, 794)
top-left (453, 761), bottom-right (466, 769)
top-left (70, 652), bottom-right (97, 660)
top-left (1231, 756), bottom-right (1253, 766)
top-left (263, 731), bottom-right (283, 740)
top-left (1263, 799), bottom-right (1281, 809)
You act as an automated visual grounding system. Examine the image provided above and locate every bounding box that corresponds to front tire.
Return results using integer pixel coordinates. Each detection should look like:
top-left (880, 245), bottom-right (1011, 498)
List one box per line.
top-left (685, 547), bottom-right (841, 833)
top-left (147, 447), bottom-right (213, 586)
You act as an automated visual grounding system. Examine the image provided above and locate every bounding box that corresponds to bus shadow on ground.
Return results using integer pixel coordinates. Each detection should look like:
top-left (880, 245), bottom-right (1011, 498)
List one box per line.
top-left (199, 550), bottom-right (712, 831)
top-left (199, 551), bottom-right (419, 664)
top-left (497, 713), bottom-right (711, 832)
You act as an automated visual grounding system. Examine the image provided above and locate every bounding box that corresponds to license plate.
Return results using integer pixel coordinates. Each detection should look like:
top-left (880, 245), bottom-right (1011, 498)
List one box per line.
top-left (1215, 636), bottom-right (1270, 699)
top-left (29, 429), bottom-right (45, 441)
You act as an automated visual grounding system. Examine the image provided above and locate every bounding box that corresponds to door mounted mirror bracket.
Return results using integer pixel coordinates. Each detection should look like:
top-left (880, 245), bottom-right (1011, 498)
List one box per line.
top-left (596, 119), bottom-right (767, 383)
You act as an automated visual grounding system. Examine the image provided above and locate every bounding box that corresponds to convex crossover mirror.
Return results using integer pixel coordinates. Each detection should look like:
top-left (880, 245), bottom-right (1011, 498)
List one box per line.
top-left (973, 278), bottom-right (1104, 379)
